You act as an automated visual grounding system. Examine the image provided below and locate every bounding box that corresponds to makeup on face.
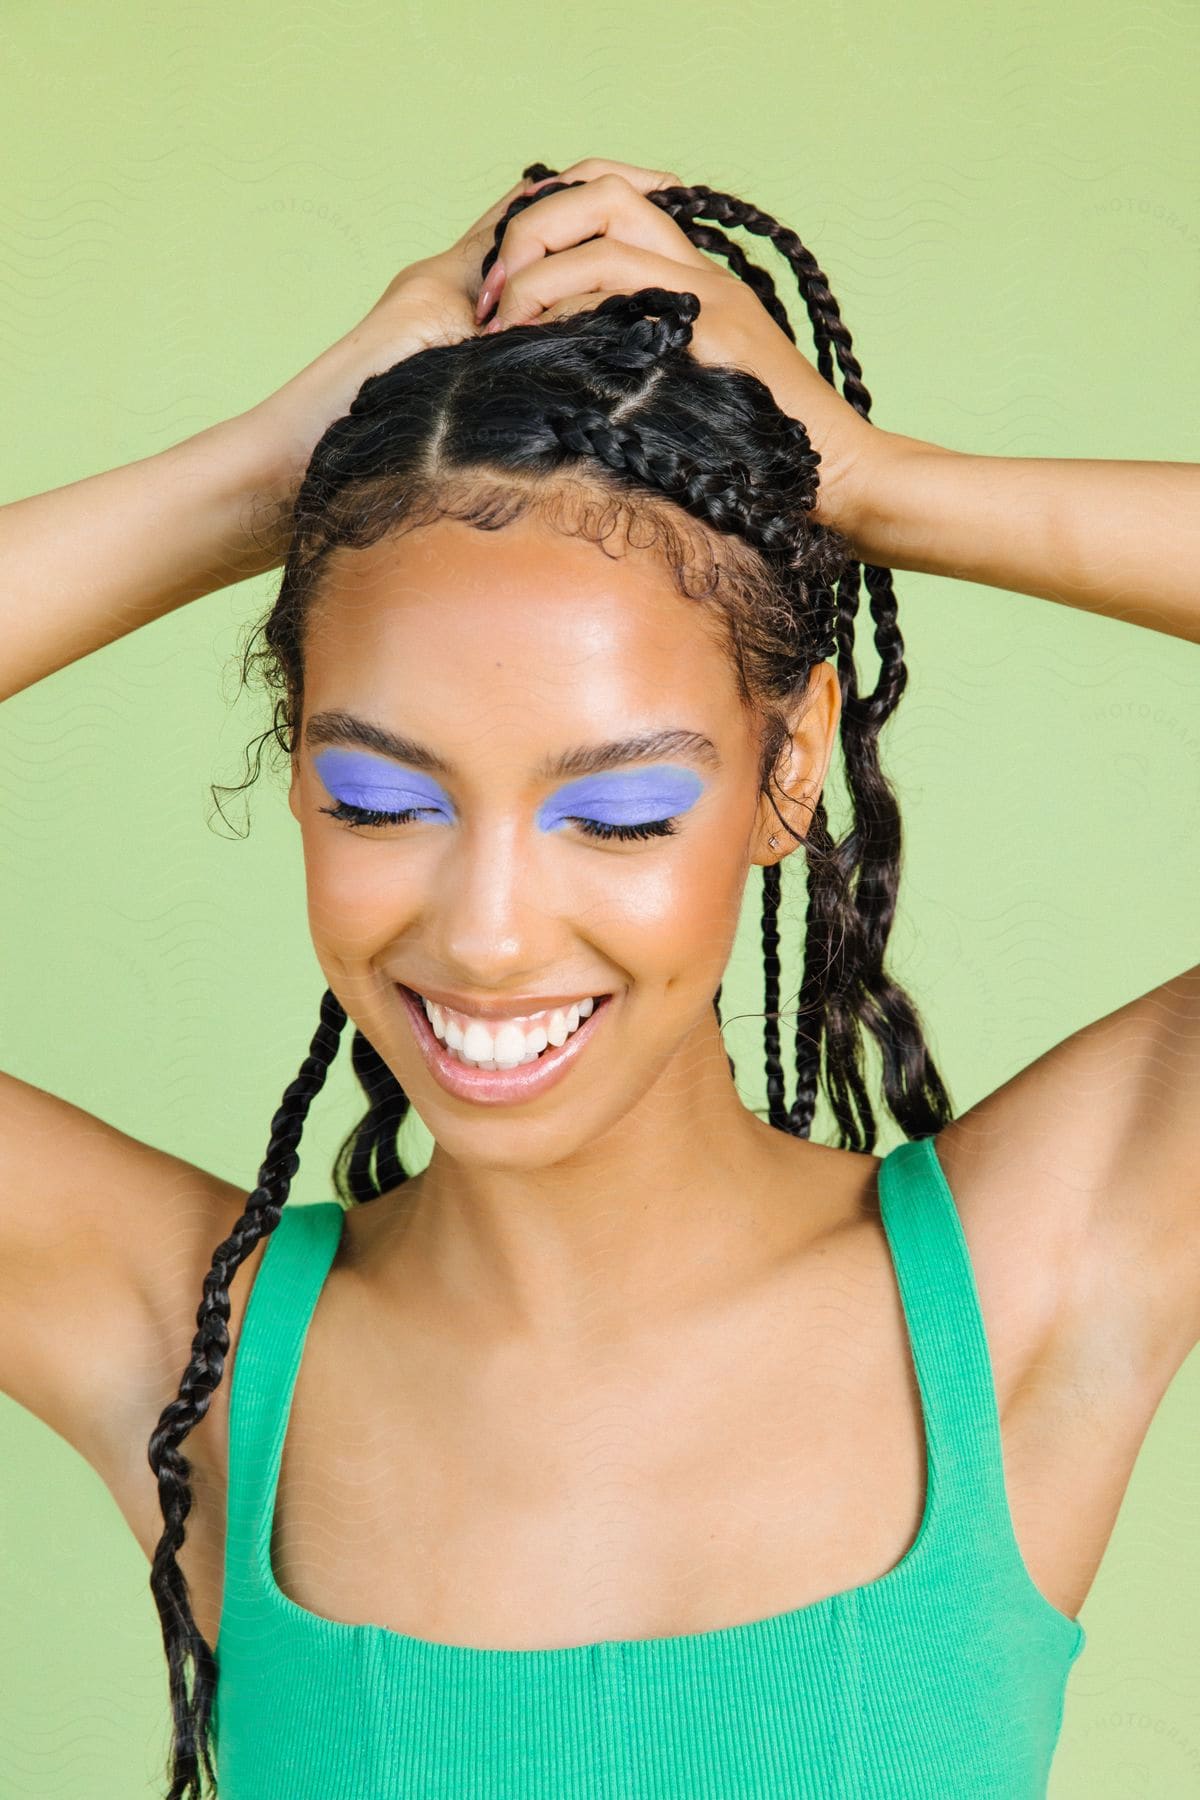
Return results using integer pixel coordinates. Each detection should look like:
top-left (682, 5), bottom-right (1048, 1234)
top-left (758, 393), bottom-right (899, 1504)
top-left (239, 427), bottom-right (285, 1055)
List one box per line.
top-left (312, 747), bottom-right (708, 830)
top-left (535, 767), bottom-right (706, 831)
top-left (312, 747), bottom-right (454, 821)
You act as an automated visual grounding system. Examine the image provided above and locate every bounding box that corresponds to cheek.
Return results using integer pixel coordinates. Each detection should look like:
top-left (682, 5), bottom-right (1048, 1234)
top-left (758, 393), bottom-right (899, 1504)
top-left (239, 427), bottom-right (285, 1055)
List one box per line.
top-left (301, 833), bottom-right (420, 948)
top-left (585, 836), bottom-right (746, 984)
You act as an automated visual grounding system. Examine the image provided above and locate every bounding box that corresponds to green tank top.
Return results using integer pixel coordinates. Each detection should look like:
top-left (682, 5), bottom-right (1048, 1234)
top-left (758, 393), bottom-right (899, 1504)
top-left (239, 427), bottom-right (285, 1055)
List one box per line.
top-left (211, 1135), bottom-right (1086, 1797)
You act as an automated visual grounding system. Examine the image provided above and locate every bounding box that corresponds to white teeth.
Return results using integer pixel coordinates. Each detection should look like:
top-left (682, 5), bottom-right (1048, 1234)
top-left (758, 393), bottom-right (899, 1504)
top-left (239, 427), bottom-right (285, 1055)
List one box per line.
top-left (419, 993), bottom-right (602, 1068)
top-left (492, 1022), bottom-right (525, 1058)
top-left (492, 1022), bottom-right (528, 1069)
top-left (547, 1009), bottom-right (570, 1048)
top-left (461, 1020), bottom-right (495, 1063)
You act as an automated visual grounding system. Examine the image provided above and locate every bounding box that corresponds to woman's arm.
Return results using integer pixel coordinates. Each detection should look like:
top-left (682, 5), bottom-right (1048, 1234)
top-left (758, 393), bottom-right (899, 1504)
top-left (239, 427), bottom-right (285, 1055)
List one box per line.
top-left (475, 158), bottom-right (1199, 646)
top-left (0, 173), bottom-right (531, 708)
top-left (0, 415), bottom-right (293, 705)
top-left (846, 432), bottom-right (1200, 1356)
top-left (845, 432), bottom-right (1200, 646)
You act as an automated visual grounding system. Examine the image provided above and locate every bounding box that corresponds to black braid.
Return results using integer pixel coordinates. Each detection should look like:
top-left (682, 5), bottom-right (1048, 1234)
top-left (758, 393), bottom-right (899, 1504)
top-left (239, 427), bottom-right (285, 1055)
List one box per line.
top-left (788, 795), bottom-right (836, 1138)
top-left (334, 1025), bottom-right (413, 1204)
top-left (170, 157), bottom-right (957, 1795)
top-left (760, 861), bottom-right (787, 1130)
top-left (145, 988), bottom-right (349, 1799)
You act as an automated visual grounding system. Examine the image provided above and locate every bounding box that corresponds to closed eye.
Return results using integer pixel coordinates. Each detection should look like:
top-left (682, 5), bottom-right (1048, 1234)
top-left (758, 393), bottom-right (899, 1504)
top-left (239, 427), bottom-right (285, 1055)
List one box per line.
top-left (569, 816), bottom-right (679, 842)
top-left (319, 800), bottom-right (680, 841)
top-left (319, 801), bottom-right (440, 828)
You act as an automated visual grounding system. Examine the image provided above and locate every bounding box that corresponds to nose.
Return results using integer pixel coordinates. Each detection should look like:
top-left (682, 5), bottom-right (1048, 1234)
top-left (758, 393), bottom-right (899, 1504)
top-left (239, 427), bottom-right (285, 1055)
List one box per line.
top-left (430, 818), bottom-right (558, 985)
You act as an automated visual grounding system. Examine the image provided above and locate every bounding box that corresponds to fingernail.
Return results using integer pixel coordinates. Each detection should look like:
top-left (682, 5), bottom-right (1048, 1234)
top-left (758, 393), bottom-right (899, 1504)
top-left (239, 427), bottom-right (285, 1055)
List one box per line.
top-left (475, 261), bottom-right (505, 322)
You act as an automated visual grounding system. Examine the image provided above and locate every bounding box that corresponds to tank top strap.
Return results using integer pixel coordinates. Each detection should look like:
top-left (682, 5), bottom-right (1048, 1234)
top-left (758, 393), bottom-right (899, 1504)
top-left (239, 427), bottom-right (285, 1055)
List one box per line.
top-left (221, 1200), bottom-right (346, 1631)
top-left (876, 1135), bottom-right (1015, 1541)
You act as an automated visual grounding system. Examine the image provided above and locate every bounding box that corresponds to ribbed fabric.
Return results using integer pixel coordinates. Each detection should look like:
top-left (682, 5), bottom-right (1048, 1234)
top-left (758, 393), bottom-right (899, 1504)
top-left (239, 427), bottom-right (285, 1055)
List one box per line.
top-left (211, 1136), bottom-right (1085, 1798)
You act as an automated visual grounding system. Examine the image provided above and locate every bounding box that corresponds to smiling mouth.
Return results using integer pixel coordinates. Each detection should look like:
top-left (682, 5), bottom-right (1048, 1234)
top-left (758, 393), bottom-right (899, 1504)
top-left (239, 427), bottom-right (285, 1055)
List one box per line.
top-left (397, 984), bottom-right (616, 1106)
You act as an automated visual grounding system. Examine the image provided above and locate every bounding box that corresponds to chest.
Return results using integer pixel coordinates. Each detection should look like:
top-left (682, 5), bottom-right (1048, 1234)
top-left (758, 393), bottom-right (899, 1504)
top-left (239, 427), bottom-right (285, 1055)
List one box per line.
top-left (163, 1205), bottom-right (1164, 1656)
top-left (276, 1264), bottom-right (927, 1652)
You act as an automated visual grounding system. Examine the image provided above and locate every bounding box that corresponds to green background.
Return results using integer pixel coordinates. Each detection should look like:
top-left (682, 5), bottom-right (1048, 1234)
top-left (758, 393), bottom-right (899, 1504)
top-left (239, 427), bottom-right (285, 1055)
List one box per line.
top-left (2, 0), bottom-right (1198, 1793)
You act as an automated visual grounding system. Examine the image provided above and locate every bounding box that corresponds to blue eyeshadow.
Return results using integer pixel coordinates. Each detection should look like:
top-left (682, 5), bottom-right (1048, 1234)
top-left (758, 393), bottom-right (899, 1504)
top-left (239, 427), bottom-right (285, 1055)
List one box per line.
top-left (536, 766), bottom-right (706, 830)
top-left (313, 748), bottom-right (707, 829)
top-left (313, 747), bottom-right (452, 817)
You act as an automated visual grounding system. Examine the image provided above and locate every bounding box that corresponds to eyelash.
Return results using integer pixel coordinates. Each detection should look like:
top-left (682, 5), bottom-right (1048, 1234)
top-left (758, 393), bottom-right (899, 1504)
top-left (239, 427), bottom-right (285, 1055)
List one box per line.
top-left (317, 801), bottom-right (680, 842)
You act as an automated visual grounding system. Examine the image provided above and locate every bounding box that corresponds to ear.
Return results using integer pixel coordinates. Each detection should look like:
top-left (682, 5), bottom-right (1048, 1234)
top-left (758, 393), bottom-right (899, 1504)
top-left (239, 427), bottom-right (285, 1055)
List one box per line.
top-left (750, 661), bottom-right (841, 866)
top-left (288, 753), bottom-right (302, 824)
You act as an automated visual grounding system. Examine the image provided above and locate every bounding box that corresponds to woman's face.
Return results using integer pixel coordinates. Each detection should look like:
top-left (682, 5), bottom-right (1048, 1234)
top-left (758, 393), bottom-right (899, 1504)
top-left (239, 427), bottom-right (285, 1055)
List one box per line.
top-left (289, 509), bottom-right (839, 1170)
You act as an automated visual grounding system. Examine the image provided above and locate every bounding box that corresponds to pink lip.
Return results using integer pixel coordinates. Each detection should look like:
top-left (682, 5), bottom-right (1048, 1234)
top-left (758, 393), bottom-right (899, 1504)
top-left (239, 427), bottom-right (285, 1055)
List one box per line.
top-left (397, 984), bottom-right (616, 1106)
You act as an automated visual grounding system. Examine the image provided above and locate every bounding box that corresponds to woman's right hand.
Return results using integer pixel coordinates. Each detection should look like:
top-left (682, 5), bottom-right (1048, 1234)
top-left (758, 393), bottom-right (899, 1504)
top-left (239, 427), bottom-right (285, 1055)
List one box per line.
top-left (239, 174), bottom-right (531, 519)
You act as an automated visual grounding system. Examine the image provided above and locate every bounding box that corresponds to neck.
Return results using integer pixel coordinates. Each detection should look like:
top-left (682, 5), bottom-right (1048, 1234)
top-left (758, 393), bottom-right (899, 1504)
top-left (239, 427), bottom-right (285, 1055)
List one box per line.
top-left (349, 1011), bottom-right (856, 1350)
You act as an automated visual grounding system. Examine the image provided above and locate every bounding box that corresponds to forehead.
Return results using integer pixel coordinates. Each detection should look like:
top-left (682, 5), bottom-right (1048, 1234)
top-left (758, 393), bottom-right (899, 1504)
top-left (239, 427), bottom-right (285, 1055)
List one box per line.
top-left (303, 515), bottom-right (734, 711)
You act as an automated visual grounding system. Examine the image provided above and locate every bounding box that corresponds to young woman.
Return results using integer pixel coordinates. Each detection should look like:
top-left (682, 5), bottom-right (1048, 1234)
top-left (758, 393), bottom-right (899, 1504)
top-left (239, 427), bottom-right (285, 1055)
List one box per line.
top-left (1, 156), bottom-right (1196, 1800)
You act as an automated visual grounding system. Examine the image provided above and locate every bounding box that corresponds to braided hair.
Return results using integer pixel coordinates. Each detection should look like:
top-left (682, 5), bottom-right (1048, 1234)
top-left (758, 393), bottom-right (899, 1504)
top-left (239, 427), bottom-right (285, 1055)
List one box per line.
top-left (147, 162), bottom-right (954, 1798)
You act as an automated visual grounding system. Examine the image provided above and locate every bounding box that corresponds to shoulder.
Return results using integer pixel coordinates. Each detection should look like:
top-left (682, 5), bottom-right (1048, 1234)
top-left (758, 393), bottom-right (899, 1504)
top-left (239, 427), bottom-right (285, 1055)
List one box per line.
top-left (931, 965), bottom-right (1200, 1388)
top-left (94, 1182), bottom-right (283, 1562)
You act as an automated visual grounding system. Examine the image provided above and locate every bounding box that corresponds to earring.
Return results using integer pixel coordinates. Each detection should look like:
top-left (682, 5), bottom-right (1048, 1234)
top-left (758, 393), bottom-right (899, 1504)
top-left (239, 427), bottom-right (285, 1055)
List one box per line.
top-left (768, 834), bottom-right (780, 851)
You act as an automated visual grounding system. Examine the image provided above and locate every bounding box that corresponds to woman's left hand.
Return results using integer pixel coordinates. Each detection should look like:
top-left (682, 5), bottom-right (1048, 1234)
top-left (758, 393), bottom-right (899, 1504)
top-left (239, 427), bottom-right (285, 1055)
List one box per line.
top-left (477, 156), bottom-right (893, 541)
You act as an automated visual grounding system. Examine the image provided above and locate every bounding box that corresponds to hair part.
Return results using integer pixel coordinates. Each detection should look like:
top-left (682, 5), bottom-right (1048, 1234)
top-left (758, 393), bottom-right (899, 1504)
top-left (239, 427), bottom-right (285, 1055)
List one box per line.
top-left (148, 165), bottom-right (954, 1798)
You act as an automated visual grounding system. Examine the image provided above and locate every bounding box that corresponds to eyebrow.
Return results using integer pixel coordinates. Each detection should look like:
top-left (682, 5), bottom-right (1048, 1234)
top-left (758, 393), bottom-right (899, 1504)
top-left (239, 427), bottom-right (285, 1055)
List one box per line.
top-left (304, 711), bottom-right (722, 781)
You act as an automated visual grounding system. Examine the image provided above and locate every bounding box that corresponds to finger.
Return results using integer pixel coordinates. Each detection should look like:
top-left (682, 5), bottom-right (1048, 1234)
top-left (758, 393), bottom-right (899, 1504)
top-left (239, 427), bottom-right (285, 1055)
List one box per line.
top-left (525, 158), bottom-right (685, 198)
top-left (489, 238), bottom-right (718, 331)
top-left (445, 176), bottom-right (536, 283)
top-left (499, 171), bottom-right (709, 292)
top-left (535, 290), bottom-right (622, 326)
